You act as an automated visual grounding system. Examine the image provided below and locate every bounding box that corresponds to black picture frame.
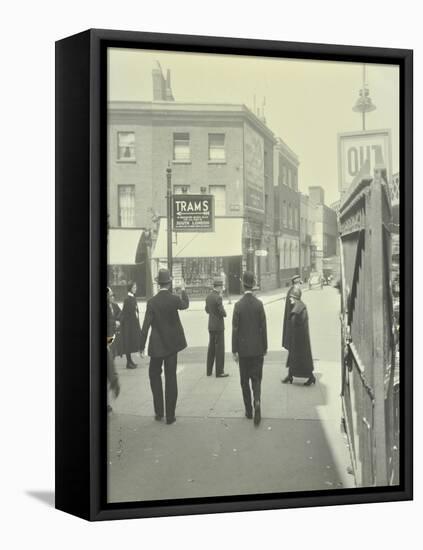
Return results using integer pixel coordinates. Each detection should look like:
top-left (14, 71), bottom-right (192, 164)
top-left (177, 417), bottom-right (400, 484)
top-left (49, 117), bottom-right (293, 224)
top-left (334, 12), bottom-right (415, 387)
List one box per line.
top-left (55, 28), bottom-right (413, 521)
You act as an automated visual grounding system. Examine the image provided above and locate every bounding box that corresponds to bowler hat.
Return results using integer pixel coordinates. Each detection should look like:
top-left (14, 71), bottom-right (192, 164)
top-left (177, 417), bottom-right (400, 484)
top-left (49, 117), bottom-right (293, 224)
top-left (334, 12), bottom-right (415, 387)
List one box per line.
top-left (213, 277), bottom-right (223, 287)
top-left (291, 275), bottom-right (302, 284)
top-left (242, 271), bottom-right (255, 289)
top-left (156, 268), bottom-right (172, 285)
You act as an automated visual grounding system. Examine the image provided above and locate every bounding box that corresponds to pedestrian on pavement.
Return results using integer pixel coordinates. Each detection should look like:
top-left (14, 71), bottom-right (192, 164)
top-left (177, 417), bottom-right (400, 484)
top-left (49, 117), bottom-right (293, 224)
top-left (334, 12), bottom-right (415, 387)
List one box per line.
top-left (205, 277), bottom-right (228, 378)
top-left (140, 268), bottom-right (189, 425)
top-left (232, 271), bottom-right (267, 426)
top-left (283, 287), bottom-right (316, 386)
top-left (107, 287), bottom-right (120, 413)
top-left (120, 281), bottom-right (142, 369)
top-left (107, 286), bottom-right (122, 359)
top-left (281, 274), bottom-right (302, 383)
top-left (220, 268), bottom-right (230, 303)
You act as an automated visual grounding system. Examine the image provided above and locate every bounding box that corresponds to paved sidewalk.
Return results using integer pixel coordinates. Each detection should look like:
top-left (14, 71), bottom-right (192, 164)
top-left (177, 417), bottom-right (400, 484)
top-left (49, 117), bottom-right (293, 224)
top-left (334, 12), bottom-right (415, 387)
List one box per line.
top-left (107, 349), bottom-right (353, 503)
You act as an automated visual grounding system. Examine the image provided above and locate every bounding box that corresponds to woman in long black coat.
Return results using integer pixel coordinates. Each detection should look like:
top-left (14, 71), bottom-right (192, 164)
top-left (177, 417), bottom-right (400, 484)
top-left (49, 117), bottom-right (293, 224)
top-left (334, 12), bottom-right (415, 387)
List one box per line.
top-left (120, 281), bottom-right (142, 369)
top-left (285, 287), bottom-right (315, 386)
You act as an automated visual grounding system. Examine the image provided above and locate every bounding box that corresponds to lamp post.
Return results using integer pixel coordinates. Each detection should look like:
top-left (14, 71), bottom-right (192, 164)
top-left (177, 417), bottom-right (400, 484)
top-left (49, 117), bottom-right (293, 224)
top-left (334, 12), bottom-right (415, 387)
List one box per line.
top-left (353, 64), bottom-right (376, 131)
top-left (166, 164), bottom-right (173, 286)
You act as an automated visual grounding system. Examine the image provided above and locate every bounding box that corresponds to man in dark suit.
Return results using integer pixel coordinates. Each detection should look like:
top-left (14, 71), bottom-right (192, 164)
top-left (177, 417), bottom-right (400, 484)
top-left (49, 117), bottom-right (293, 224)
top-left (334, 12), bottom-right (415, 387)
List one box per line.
top-left (232, 271), bottom-right (268, 426)
top-left (140, 268), bottom-right (189, 425)
top-left (205, 277), bottom-right (228, 378)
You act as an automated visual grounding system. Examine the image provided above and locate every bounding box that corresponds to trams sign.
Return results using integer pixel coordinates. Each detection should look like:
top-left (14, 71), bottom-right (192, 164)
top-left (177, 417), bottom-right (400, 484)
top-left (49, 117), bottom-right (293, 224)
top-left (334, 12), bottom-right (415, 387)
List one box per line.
top-left (172, 194), bottom-right (214, 232)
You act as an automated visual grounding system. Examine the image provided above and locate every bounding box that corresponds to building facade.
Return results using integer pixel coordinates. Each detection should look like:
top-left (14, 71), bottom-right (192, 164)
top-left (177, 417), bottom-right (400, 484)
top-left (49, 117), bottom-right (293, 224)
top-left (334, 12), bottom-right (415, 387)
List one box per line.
top-left (299, 193), bottom-right (313, 281)
top-left (273, 138), bottom-right (301, 287)
top-left (308, 186), bottom-right (338, 274)
top-left (107, 67), bottom-right (286, 296)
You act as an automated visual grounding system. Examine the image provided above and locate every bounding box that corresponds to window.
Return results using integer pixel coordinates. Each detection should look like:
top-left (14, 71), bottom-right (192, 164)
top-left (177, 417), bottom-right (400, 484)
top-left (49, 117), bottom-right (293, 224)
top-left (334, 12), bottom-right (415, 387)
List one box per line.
top-left (208, 133), bottom-right (225, 161)
top-left (209, 185), bottom-right (226, 216)
top-left (173, 185), bottom-right (190, 195)
top-left (283, 165), bottom-right (288, 186)
top-left (266, 247), bottom-right (270, 273)
top-left (287, 168), bottom-right (292, 188)
top-left (118, 185), bottom-right (135, 227)
top-left (117, 131), bottom-right (135, 161)
top-left (288, 203), bottom-right (292, 229)
top-left (173, 133), bottom-right (190, 161)
top-left (282, 201), bottom-right (287, 227)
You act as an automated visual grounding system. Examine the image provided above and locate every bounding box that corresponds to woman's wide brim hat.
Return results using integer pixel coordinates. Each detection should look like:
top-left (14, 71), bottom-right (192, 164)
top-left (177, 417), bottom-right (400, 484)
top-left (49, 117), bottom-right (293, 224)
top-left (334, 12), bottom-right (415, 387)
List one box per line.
top-left (155, 268), bottom-right (172, 284)
top-left (291, 275), bottom-right (302, 284)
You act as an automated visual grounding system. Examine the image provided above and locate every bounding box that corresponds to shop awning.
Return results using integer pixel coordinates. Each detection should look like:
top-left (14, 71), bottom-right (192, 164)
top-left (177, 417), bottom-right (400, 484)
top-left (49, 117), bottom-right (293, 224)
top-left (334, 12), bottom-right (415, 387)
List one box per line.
top-left (152, 218), bottom-right (244, 259)
top-left (108, 229), bottom-right (144, 265)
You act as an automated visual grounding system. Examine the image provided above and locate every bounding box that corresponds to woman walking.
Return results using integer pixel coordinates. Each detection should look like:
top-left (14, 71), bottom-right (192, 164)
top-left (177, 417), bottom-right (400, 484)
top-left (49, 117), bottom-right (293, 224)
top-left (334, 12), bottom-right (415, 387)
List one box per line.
top-left (282, 287), bottom-right (315, 386)
top-left (120, 281), bottom-right (142, 369)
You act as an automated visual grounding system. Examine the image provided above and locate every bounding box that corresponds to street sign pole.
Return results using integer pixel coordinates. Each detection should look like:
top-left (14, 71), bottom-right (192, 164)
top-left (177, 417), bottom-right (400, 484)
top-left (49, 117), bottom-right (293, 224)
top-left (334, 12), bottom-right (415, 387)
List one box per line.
top-left (166, 165), bottom-right (173, 289)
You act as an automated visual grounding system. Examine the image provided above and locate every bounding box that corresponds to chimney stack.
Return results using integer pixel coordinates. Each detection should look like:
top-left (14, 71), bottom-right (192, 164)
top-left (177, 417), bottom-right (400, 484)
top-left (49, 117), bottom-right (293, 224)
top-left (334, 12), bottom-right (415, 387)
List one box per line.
top-left (152, 62), bottom-right (175, 101)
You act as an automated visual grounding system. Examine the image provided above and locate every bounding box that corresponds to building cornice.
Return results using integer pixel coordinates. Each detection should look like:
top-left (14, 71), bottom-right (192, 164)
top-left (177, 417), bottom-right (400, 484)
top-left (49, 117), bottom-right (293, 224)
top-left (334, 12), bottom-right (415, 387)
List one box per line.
top-left (108, 100), bottom-right (276, 143)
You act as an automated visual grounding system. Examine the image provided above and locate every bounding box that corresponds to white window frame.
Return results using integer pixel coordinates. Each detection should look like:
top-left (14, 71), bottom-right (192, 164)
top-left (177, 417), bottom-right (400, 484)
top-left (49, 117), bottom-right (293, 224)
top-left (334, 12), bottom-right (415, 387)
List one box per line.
top-left (208, 133), bottom-right (226, 162)
top-left (173, 132), bottom-right (191, 162)
top-left (118, 185), bottom-right (136, 227)
top-left (117, 131), bottom-right (136, 162)
top-left (209, 185), bottom-right (226, 216)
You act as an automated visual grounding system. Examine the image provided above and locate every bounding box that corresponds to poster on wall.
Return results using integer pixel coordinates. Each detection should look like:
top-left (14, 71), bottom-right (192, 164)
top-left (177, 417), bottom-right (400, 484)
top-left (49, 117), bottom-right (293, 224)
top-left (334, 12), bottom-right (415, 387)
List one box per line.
top-left (244, 123), bottom-right (265, 212)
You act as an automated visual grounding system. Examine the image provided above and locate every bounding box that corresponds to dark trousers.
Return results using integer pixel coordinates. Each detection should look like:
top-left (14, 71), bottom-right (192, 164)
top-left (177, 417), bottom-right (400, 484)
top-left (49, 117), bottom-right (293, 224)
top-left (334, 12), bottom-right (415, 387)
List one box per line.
top-left (149, 354), bottom-right (178, 420)
top-left (207, 330), bottom-right (225, 376)
top-left (239, 356), bottom-right (264, 414)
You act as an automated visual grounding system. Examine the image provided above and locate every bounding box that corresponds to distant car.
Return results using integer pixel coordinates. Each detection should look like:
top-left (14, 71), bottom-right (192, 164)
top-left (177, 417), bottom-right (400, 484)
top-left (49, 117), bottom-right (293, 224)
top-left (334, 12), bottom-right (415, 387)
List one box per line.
top-left (309, 272), bottom-right (323, 290)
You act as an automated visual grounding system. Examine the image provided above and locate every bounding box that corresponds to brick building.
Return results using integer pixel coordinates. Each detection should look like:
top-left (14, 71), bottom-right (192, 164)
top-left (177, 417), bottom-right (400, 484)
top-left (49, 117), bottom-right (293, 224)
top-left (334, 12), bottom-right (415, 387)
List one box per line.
top-left (308, 186), bottom-right (338, 274)
top-left (107, 66), bottom-right (283, 297)
top-left (299, 193), bottom-right (314, 281)
top-left (273, 138), bottom-right (301, 287)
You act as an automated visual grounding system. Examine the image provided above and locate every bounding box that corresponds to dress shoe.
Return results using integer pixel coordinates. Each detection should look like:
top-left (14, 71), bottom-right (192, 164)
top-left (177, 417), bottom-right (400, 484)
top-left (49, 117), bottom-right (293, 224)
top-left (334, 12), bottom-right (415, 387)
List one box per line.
top-left (126, 363), bottom-right (137, 369)
top-left (216, 373), bottom-right (229, 378)
top-left (304, 375), bottom-right (316, 386)
top-left (254, 402), bottom-right (261, 426)
top-left (245, 411), bottom-right (253, 419)
top-left (166, 417), bottom-right (176, 425)
top-left (282, 374), bottom-right (293, 384)
top-left (155, 415), bottom-right (163, 421)
top-left (206, 372), bottom-right (212, 377)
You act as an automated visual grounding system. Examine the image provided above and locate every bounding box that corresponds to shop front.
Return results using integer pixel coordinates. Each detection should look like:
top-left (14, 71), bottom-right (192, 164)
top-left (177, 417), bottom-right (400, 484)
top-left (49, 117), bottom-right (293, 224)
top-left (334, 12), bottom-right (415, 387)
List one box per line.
top-left (107, 228), bottom-right (152, 301)
top-left (152, 217), bottom-right (244, 298)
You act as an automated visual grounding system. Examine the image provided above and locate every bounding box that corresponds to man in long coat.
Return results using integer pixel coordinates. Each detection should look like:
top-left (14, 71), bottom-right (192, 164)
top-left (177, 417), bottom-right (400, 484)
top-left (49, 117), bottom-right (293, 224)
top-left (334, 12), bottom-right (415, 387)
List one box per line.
top-left (140, 268), bottom-right (189, 424)
top-left (232, 271), bottom-right (267, 426)
top-left (285, 287), bottom-right (315, 386)
top-left (205, 277), bottom-right (228, 377)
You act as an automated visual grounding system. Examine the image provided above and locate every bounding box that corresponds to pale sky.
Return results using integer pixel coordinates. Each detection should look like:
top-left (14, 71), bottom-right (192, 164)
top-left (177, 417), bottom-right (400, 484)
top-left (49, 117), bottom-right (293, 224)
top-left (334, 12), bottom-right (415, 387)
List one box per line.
top-left (108, 48), bottom-right (399, 205)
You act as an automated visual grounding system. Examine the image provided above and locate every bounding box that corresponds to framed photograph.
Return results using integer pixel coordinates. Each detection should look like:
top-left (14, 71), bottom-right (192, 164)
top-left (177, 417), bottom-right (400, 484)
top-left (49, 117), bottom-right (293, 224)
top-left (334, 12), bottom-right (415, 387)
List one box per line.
top-left (55, 29), bottom-right (412, 521)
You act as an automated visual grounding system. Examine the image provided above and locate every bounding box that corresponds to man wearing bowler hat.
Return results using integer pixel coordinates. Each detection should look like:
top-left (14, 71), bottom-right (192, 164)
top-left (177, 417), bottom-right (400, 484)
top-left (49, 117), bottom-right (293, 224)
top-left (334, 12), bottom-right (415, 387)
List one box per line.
top-left (232, 271), bottom-right (267, 426)
top-left (205, 277), bottom-right (228, 378)
top-left (140, 268), bottom-right (189, 424)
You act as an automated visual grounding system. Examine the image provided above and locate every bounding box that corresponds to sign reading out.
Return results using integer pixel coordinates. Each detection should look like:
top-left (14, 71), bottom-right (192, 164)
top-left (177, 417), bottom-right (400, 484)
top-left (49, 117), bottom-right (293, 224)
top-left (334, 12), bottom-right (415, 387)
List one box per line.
top-left (338, 130), bottom-right (392, 194)
top-left (172, 194), bottom-right (214, 232)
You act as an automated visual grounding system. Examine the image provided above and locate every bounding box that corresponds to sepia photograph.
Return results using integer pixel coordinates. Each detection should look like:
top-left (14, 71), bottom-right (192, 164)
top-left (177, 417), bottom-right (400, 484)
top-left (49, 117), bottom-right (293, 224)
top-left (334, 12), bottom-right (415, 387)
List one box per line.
top-left (105, 46), bottom-right (400, 504)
